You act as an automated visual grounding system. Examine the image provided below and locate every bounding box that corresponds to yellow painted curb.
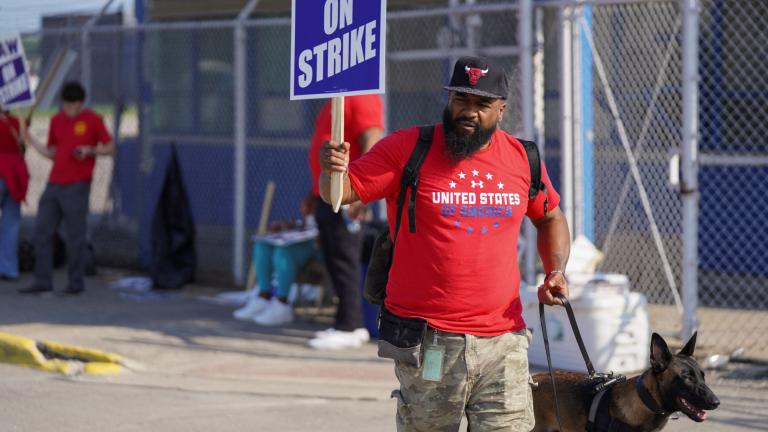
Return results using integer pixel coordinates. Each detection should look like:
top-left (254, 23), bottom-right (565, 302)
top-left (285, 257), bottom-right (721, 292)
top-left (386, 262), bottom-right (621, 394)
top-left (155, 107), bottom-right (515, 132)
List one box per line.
top-left (0, 331), bottom-right (125, 376)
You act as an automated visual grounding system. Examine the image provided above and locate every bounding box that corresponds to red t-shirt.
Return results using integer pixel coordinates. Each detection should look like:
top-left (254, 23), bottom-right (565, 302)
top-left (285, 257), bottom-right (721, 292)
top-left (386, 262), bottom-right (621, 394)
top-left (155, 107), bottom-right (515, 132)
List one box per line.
top-left (0, 114), bottom-right (29, 202)
top-left (47, 109), bottom-right (112, 185)
top-left (308, 94), bottom-right (384, 195)
top-left (0, 114), bottom-right (21, 154)
top-left (348, 125), bottom-right (560, 336)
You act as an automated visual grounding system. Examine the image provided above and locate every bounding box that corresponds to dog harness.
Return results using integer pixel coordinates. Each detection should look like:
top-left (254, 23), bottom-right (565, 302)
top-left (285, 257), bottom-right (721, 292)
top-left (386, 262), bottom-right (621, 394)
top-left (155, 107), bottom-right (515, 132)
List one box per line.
top-left (586, 386), bottom-right (639, 432)
top-left (584, 372), bottom-right (673, 431)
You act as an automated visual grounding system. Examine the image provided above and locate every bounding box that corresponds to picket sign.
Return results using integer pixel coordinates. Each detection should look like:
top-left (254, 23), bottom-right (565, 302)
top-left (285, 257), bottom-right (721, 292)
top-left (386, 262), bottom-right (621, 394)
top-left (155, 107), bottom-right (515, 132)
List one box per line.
top-left (290, 0), bottom-right (386, 212)
top-left (0, 32), bottom-right (34, 110)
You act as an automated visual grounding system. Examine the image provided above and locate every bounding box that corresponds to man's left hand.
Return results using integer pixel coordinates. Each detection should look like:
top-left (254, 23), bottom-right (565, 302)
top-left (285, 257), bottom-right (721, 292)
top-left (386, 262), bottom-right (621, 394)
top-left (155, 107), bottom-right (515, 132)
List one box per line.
top-left (538, 270), bottom-right (569, 306)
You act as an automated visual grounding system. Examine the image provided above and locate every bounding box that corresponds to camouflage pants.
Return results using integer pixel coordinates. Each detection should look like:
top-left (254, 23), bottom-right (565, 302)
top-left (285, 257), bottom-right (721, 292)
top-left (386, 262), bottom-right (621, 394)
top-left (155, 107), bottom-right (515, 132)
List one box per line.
top-left (392, 327), bottom-right (534, 432)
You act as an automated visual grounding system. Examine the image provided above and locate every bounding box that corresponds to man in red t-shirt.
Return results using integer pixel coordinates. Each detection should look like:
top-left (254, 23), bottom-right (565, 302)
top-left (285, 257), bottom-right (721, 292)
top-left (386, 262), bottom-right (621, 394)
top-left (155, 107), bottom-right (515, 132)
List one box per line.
top-left (318, 57), bottom-right (571, 430)
top-left (0, 108), bottom-right (29, 280)
top-left (306, 94), bottom-right (384, 349)
top-left (20, 81), bottom-right (114, 295)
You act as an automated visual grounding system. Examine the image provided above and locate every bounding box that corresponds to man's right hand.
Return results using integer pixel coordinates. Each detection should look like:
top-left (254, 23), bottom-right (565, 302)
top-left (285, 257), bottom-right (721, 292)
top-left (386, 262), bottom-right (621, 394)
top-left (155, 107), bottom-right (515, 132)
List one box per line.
top-left (319, 139), bottom-right (350, 175)
top-left (537, 270), bottom-right (569, 306)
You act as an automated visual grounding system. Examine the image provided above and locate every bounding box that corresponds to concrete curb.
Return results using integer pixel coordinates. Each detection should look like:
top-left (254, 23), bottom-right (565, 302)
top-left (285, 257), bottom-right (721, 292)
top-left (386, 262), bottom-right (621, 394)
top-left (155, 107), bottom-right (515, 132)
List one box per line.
top-left (0, 331), bottom-right (125, 376)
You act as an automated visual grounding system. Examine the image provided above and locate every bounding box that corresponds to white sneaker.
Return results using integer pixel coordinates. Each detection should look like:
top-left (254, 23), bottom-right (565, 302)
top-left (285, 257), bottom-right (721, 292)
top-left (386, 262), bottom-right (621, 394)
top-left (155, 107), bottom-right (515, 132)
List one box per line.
top-left (308, 328), bottom-right (370, 350)
top-left (313, 327), bottom-right (336, 338)
top-left (313, 328), bottom-right (370, 342)
top-left (353, 328), bottom-right (371, 343)
top-left (233, 296), bottom-right (270, 321)
top-left (253, 298), bottom-right (294, 326)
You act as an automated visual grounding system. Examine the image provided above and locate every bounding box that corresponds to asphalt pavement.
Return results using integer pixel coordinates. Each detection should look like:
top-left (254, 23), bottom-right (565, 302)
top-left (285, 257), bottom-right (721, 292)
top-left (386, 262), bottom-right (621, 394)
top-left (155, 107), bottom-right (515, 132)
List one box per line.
top-left (0, 269), bottom-right (765, 431)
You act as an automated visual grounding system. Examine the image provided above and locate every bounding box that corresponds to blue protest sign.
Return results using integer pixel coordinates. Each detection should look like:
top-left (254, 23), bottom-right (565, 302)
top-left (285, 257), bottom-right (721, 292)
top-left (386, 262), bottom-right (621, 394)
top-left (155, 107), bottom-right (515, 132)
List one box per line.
top-left (0, 33), bottom-right (34, 109)
top-left (290, 0), bottom-right (386, 100)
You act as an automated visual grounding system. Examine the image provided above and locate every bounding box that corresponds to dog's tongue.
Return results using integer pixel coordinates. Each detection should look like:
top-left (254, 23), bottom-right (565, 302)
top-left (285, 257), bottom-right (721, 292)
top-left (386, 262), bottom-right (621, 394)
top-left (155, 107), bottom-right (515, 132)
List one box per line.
top-left (680, 397), bottom-right (707, 421)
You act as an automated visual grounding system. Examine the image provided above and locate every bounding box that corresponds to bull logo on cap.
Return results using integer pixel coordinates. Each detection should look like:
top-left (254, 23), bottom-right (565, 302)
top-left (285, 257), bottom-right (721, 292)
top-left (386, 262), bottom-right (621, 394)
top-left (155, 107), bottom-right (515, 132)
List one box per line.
top-left (464, 65), bottom-right (489, 86)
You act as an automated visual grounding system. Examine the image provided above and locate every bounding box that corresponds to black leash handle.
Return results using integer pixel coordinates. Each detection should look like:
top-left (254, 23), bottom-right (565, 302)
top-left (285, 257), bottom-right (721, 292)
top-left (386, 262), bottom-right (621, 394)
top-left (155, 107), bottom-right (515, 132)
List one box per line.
top-left (554, 292), bottom-right (595, 376)
top-left (539, 292), bottom-right (596, 376)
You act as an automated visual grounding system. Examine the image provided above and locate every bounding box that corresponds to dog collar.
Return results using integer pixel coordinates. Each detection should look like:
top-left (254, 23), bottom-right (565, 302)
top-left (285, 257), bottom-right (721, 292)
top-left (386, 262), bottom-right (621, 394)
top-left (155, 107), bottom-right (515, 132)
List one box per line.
top-left (635, 373), bottom-right (669, 415)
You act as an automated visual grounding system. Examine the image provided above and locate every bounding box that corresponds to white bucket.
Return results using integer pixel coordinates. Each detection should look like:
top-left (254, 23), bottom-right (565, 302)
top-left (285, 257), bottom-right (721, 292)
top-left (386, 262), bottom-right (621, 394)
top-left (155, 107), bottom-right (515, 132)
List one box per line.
top-left (521, 273), bottom-right (650, 374)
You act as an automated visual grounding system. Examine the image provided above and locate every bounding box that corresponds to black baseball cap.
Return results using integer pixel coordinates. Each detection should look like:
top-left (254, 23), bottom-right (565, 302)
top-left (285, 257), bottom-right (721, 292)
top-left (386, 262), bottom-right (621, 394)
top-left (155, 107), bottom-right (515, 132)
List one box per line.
top-left (444, 56), bottom-right (509, 99)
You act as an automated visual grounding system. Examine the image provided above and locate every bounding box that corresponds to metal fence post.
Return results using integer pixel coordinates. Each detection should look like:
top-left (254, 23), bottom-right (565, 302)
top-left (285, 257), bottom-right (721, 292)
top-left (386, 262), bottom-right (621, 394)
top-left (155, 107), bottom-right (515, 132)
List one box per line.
top-left (81, 29), bottom-right (91, 100)
top-left (571, 5), bottom-right (583, 239)
top-left (520, 0), bottom-right (537, 286)
top-left (81, 0), bottom-right (117, 101)
top-left (681, 0), bottom-right (701, 341)
top-left (560, 4), bottom-right (575, 239)
top-left (233, 0), bottom-right (260, 286)
top-left (233, 22), bottom-right (247, 286)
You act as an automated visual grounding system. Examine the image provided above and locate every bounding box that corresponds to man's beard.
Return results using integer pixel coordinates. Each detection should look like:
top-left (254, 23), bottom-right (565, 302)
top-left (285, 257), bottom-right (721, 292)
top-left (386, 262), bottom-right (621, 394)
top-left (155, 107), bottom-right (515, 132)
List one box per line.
top-left (442, 107), bottom-right (497, 162)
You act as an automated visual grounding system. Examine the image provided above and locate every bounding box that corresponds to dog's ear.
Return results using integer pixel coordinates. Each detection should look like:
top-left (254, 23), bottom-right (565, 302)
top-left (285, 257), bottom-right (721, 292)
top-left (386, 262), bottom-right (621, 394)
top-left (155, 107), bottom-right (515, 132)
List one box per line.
top-left (650, 333), bottom-right (672, 373)
top-left (678, 331), bottom-right (697, 357)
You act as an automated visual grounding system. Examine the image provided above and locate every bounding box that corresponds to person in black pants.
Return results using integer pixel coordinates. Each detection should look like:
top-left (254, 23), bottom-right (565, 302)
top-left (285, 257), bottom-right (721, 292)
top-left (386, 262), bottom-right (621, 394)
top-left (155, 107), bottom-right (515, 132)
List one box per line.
top-left (311, 199), bottom-right (366, 343)
top-left (306, 95), bottom-right (384, 349)
top-left (19, 82), bottom-right (114, 295)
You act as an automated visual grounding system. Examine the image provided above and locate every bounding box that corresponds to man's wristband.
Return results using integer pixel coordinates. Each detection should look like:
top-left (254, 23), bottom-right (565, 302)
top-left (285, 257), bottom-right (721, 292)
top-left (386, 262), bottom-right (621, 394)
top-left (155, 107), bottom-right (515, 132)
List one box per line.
top-left (546, 269), bottom-right (565, 280)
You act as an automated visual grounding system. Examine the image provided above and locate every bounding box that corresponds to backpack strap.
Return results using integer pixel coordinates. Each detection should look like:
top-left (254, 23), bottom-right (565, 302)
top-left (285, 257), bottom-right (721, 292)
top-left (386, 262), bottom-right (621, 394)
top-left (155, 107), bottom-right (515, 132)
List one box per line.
top-left (377, 125), bottom-right (434, 306)
top-left (519, 139), bottom-right (549, 215)
top-left (393, 125), bottom-right (434, 242)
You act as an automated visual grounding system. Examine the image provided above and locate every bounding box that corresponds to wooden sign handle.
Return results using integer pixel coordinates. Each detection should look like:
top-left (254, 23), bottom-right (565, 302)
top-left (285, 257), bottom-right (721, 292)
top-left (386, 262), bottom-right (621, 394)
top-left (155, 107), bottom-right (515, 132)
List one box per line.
top-left (25, 48), bottom-right (67, 124)
top-left (330, 96), bottom-right (345, 213)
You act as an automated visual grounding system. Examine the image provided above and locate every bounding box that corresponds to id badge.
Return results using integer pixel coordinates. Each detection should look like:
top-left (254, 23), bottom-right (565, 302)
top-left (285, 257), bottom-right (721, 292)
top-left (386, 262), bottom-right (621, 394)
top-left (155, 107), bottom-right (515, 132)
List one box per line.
top-left (421, 345), bottom-right (445, 382)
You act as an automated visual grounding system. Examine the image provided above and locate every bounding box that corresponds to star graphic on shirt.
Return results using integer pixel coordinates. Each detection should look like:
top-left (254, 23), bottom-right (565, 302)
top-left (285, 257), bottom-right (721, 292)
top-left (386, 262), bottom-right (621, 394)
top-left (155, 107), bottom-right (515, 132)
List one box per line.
top-left (470, 180), bottom-right (477, 189)
top-left (493, 221), bottom-right (501, 228)
top-left (458, 171), bottom-right (467, 180)
top-left (485, 173), bottom-right (493, 180)
top-left (481, 227), bottom-right (488, 235)
top-left (471, 169), bottom-right (480, 177)
top-left (454, 220), bottom-right (461, 227)
top-left (449, 181), bottom-right (457, 189)
top-left (478, 181), bottom-right (484, 189)
top-left (497, 182), bottom-right (505, 190)
top-left (467, 227), bottom-right (474, 234)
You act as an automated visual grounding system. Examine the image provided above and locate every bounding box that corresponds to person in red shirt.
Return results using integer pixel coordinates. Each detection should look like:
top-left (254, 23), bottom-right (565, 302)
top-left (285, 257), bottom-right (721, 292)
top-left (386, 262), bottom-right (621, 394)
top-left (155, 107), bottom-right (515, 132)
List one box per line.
top-left (0, 108), bottom-right (29, 280)
top-left (318, 57), bottom-right (571, 430)
top-left (306, 94), bottom-right (384, 349)
top-left (19, 81), bottom-right (114, 295)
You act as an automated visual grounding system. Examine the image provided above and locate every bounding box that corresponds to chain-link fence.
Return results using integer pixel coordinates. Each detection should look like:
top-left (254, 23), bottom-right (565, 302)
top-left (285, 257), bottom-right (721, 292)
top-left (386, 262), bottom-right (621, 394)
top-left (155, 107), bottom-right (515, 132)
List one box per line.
top-left (536, 0), bottom-right (768, 361)
top-left (387, 3), bottom-right (523, 134)
top-left (17, 3), bottom-right (527, 282)
top-left (695, 0), bottom-right (768, 360)
top-left (14, 0), bottom-right (768, 361)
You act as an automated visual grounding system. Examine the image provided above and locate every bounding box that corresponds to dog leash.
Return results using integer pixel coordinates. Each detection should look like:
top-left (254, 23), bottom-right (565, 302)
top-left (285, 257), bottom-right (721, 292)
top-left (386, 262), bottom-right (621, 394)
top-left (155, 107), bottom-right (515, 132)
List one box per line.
top-left (540, 292), bottom-right (596, 372)
top-left (540, 292), bottom-right (629, 431)
top-left (539, 292), bottom-right (588, 431)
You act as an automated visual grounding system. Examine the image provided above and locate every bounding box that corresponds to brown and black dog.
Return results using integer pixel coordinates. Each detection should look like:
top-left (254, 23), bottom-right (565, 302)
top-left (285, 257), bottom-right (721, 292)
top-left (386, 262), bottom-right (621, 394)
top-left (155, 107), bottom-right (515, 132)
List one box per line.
top-left (531, 332), bottom-right (720, 432)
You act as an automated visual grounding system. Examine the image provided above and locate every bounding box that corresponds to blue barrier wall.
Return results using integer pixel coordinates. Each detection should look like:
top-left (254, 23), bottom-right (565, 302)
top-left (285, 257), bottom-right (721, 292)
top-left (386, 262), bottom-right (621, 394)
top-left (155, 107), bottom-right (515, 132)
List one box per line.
top-left (117, 139), bottom-right (313, 267)
top-left (118, 139), bottom-right (312, 226)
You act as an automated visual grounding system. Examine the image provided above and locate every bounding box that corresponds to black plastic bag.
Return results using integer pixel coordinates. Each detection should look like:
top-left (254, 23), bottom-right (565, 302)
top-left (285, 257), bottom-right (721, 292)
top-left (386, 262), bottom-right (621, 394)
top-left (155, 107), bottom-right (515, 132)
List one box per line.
top-left (150, 144), bottom-right (196, 289)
